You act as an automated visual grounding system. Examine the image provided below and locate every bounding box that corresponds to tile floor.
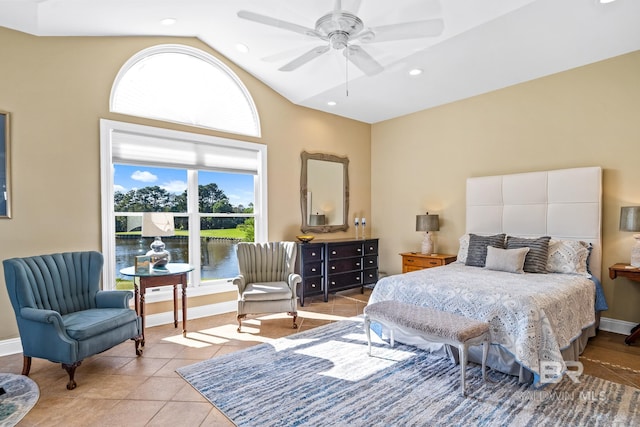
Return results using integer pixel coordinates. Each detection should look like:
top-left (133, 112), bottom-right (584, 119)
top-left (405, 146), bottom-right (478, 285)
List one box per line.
top-left (3, 288), bottom-right (640, 426)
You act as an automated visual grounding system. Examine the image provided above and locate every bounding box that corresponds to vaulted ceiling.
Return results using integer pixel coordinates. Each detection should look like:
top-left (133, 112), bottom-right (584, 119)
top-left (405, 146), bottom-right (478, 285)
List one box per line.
top-left (1, 0), bottom-right (639, 123)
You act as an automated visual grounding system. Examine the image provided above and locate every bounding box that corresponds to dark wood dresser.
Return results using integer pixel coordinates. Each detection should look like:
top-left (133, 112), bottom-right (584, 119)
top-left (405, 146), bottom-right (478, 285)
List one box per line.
top-left (296, 238), bottom-right (379, 306)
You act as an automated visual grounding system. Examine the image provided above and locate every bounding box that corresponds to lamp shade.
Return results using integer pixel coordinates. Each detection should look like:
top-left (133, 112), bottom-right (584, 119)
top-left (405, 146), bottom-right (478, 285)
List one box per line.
top-left (309, 214), bottom-right (326, 226)
top-left (142, 212), bottom-right (175, 237)
top-left (416, 214), bottom-right (440, 232)
top-left (620, 207), bottom-right (640, 232)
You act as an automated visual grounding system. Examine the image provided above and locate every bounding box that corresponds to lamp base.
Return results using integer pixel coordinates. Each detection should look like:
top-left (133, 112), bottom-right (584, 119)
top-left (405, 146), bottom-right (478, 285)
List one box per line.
top-left (421, 232), bottom-right (434, 255)
top-left (631, 234), bottom-right (640, 268)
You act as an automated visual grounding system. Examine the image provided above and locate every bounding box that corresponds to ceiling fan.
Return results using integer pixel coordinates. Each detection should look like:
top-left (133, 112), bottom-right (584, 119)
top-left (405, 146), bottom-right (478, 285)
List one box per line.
top-left (237, 0), bottom-right (444, 76)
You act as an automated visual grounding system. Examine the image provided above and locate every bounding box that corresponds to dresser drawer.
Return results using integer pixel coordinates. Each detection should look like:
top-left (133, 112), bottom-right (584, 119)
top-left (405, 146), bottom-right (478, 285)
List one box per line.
top-left (363, 255), bottom-right (377, 269)
top-left (302, 277), bottom-right (323, 294)
top-left (327, 242), bottom-right (363, 259)
top-left (303, 261), bottom-right (323, 276)
top-left (301, 245), bottom-right (323, 261)
top-left (363, 268), bottom-right (378, 284)
top-left (327, 271), bottom-right (362, 290)
top-left (364, 240), bottom-right (378, 255)
top-left (328, 258), bottom-right (362, 274)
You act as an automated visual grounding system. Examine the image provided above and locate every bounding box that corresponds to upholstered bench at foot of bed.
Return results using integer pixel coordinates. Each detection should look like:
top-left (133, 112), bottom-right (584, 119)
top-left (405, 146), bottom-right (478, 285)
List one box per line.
top-left (363, 300), bottom-right (490, 396)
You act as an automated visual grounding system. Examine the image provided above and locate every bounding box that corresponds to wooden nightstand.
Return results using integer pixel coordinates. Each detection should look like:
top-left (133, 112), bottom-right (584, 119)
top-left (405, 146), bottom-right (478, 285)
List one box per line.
top-left (609, 263), bottom-right (640, 345)
top-left (400, 253), bottom-right (457, 273)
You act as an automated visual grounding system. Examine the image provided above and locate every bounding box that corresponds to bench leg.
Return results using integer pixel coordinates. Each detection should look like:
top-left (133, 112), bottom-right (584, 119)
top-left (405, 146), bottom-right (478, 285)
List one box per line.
top-left (482, 337), bottom-right (489, 382)
top-left (459, 343), bottom-right (468, 396)
top-left (364, 316), bottom-right (372, 356)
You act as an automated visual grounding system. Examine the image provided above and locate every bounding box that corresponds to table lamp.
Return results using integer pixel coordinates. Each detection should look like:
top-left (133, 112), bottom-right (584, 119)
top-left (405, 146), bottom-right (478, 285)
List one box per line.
top-left (142, 212), bottom-right (175, 269)
top-left (416, 212), bottom-right (439, 254)
top-left (620, 206), bottom-right (640, 267)
top-left (309, 213), bottom-right (326, 226)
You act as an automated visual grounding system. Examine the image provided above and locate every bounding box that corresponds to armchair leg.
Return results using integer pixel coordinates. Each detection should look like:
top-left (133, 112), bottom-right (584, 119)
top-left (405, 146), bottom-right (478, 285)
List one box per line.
top-left (22, 356), bottom-right (32, 376)
top-left (237, 314), bottom-right (246, 332)
top-left (289, 311), bottom-right (298, 329)
top-left (62, 361), bottom-right (82, 390)
top-left (134, 336), bottom-right (144, 356)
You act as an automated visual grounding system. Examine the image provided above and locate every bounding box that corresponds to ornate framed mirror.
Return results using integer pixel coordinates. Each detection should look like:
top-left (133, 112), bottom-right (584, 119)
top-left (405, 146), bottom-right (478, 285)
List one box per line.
top-left (300, 151), bottom-right (349, 233)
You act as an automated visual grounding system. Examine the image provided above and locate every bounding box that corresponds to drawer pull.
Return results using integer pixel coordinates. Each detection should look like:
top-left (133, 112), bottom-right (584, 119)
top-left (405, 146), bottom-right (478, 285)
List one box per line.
top-left (311, 284), bottom-right (316, 288)
top-left (369, 246), bottom-right (374, 250)
top-left (368, 260), bottom-right (374, 264)
top-left (331, 281), bottom-right (336, 285)
top-left (312, 252), bottom-right (316, 256)
top-left (407, 259), bottom-right (415, 263)
top-left (356, 263), bottom-right (360, 267)
top-left (311, 268), bottom-right (316, 272)
top-left (331, 266), bottom-right (336, 270)
top-left (357, 248), bottom-right (361, 252)
top-left (332, 251), bottom-right (337, 255)
top-left (429, 261), bottom-right (438, 265)
top-left (356, 277), bottom-right (360, 281)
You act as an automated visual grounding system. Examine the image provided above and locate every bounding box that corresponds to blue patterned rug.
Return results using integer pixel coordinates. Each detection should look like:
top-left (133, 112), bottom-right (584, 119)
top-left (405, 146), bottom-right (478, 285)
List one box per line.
top-left (177, 318), bottom-right (640, 426)
top-left (0, 373), bottom-right (39, 427)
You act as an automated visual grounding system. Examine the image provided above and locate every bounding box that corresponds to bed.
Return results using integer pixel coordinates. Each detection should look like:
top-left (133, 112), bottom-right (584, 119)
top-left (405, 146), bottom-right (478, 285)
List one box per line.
top-left (369, 166), bottom-right (606, 384)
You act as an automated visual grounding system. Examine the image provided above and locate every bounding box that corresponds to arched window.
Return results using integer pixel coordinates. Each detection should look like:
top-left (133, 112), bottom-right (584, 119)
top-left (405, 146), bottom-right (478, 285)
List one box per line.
top-left (110, 44), bottom-right (260, 137)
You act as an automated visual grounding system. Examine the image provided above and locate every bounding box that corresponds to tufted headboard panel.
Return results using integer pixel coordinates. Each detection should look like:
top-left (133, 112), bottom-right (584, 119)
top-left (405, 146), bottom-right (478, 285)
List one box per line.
top-left (466, 166), bottom-right (602, 280)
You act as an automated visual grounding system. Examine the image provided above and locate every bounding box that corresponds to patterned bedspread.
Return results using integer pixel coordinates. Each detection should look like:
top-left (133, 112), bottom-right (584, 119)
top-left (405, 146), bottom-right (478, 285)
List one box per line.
top-left (369, 262), bottom-right (596, 380)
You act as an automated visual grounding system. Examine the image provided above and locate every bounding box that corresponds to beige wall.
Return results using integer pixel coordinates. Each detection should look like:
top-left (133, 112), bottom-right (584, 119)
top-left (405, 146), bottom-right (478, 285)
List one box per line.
top-left (371, 50), bottom-right (640, 324)
top-left (0, 27), bottom-right (371, 340)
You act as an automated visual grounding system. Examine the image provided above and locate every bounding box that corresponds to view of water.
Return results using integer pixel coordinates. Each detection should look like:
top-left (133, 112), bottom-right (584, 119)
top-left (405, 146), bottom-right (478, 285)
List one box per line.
top-left (116, 236), bottom-right (240, 281)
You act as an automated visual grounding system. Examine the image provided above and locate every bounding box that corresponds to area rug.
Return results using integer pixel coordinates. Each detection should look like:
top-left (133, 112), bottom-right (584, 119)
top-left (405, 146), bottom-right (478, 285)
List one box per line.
top-left (177, 319), bottom-right (640, 426)
top-left (0, 373), bottom-right (39, 427)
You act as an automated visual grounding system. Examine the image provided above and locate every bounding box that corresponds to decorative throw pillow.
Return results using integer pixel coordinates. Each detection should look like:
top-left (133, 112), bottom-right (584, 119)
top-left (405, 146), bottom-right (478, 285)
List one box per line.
top-left (465, 233), bottom-right (506, 267)
top-left (506, 236), bottom-right (551, 273)
top-left (485, 246), bottom-right (530, 274)
top-left (547, 239), bottom-right (591, 277)
top-left (457, 234), bottom-right (470, 264)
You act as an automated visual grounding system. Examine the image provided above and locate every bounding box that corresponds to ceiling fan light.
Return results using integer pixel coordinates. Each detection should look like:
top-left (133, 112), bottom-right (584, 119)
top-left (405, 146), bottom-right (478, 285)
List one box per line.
top-left (327, 101), bottom-right (337, 106)
top-left (409, 68), bottom-right (423, 76)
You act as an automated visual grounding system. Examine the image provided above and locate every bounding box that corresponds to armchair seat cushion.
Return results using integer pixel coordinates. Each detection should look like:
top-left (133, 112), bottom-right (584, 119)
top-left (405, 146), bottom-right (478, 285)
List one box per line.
top-left (63, 308), bottom-right (139, 341)
top-left (241, 282), bottom-right (292, 302)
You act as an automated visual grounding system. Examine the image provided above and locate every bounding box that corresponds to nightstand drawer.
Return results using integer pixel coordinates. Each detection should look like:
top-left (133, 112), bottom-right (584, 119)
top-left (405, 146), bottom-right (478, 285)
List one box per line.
top-left (405, 257), bottom-right (445, 268)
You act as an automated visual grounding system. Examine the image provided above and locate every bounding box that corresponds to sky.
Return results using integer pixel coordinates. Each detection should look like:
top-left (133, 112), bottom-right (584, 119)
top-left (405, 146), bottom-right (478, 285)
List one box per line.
top-left (114, 164), bottom-right (254, 208)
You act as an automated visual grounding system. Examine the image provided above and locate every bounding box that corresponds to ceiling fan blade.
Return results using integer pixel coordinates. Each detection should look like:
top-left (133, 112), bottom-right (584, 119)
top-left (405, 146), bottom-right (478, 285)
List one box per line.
top-left (344, 45), bottom-right (383, 76)
top-left (279, 45), bottom-right (331, 72)
top-left (237, 10), bottom-right (321, 38)
top-left (363, 19), bottom-right (444, 43)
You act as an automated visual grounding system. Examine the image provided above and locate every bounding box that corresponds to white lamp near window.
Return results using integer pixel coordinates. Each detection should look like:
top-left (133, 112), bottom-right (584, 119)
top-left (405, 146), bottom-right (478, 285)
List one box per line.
top-left (142, 212), bottom-right (175, 270)
top-left (620, 206), bottom-right (640, 267)
top-left (416, 212), bottom-right (440, 255)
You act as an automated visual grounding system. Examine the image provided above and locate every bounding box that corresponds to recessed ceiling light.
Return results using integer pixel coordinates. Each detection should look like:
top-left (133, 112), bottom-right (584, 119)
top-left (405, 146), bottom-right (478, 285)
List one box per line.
top-left (599, 0), bottom-right (617, 3)
top-left (409, 68), bottom-right (423, 76)
top-left (327, 101), bottom-right (337, 106)
top-left (235, 43), bottom-right (250, 54)
top-left (160, 18), bottom-right (177, 26)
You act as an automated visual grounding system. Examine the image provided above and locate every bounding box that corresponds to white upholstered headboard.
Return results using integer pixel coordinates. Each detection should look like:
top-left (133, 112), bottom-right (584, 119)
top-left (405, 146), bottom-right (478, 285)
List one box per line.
top-left (466, 166), bottom-right (602, 280)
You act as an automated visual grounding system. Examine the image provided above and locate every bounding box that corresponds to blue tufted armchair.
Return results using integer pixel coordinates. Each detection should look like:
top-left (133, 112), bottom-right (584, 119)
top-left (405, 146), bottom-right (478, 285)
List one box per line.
top-left (3, 251), bottom-right (143, 390)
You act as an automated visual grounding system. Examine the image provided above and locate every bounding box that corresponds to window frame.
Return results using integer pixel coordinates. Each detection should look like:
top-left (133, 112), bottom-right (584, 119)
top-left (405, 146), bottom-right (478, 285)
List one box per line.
top-left (100, 119), bottom-right (267, 291)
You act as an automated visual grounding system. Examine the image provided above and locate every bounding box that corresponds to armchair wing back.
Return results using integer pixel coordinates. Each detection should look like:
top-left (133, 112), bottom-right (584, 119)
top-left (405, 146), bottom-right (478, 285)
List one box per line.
top-left (233, 242), bottom-right (301, 332)
top-left (3, 251), bottom-right (142, 390)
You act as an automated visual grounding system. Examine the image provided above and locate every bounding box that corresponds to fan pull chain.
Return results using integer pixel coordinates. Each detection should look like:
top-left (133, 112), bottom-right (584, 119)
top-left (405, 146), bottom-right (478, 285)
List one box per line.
top-left (345, 44), bottom-right (349, 97)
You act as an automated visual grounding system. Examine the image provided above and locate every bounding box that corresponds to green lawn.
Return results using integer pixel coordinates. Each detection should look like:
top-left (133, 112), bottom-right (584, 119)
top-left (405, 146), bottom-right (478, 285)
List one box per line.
top-left (116, 228), bottom-right (245, 239)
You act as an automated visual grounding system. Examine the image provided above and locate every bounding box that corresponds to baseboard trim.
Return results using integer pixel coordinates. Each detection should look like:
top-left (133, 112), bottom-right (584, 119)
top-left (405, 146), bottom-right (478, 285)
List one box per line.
top-left (0, 301), bottom-right (236, 358)
top-left (599, 316), bottom-right (635, 335)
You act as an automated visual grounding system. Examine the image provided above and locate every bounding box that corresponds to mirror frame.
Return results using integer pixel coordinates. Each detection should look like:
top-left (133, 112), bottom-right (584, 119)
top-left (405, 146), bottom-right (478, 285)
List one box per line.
top-left (300, 151), bottom-right (349, 233)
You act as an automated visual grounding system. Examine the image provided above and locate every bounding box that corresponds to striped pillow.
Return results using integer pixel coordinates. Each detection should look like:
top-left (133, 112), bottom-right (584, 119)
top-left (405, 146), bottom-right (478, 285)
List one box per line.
top-left (506, 236), bottom-right (551, 273)
top-left (465, 233), bottom-right (506, 267)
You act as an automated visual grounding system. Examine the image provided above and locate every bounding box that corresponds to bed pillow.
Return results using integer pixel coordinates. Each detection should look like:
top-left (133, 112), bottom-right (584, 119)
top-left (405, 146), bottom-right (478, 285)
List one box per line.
top-left (547, 239), bottom-right (591, 277)
top-left (465, 233), bottom-right (506, 267)
top-left (457, 234), bottom-right (470, 264)
top-left (485, 246), bottom-right (530, 274)
top-left (506, 236), bottom-right (551, 273)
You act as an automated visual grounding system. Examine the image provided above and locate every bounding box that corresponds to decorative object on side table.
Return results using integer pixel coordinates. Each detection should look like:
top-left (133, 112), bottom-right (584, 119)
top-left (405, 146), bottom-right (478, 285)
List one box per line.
top-left (620, 206), bottom-right (640, 267)
top-left (142, 212), bottom-right (175, 269)
top-left (416, 212), bottom-right (439, 254)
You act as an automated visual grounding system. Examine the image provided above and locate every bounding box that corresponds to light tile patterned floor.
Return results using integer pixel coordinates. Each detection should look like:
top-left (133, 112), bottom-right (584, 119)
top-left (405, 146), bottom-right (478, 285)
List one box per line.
top-left (2, 288), bottom-right (639, 426)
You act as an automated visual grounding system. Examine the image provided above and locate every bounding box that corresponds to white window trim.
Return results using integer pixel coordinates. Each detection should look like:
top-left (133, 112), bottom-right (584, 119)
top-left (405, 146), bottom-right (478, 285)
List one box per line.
top-left (100, 119), bottom-right (268, 291)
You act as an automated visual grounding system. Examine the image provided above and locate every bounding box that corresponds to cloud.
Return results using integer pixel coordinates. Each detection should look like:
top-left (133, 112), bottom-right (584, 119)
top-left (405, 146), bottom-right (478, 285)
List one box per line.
top-left (114, 184), bottom-right (126, 193)
top-left (161, 180), bottom-right (187, 194)
top-left (131, 170), bottom-right (157, 183)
